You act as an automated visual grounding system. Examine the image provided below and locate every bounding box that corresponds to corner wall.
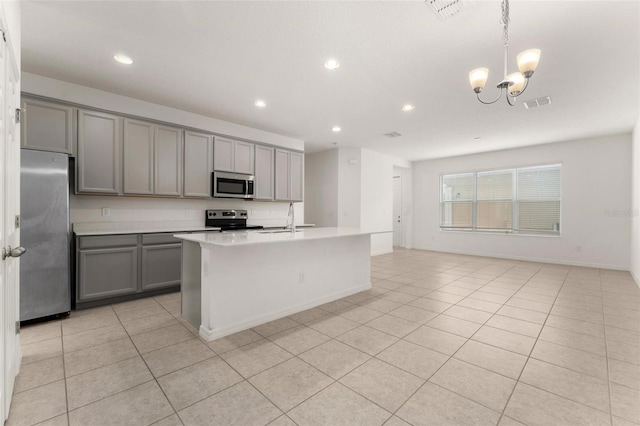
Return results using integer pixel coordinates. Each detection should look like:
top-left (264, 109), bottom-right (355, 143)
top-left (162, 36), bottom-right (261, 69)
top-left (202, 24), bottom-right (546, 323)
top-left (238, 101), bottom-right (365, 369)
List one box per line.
top-left (412, 134), bottom-right (633, 269)
top-left (632, 117), bottom-right (640, 284)
top-left (304, 149), bottom-right (339, 227)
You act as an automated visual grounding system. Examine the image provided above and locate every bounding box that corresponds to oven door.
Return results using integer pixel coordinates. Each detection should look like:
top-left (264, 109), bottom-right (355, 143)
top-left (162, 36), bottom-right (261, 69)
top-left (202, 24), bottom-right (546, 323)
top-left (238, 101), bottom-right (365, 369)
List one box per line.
top-left (212, 172), bottom-right (255, 199)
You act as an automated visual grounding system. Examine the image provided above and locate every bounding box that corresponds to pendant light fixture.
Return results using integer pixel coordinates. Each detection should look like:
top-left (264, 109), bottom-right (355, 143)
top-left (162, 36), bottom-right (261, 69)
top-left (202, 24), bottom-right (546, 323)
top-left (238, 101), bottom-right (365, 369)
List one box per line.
top-left (469, 0), bottom-right (541, 106)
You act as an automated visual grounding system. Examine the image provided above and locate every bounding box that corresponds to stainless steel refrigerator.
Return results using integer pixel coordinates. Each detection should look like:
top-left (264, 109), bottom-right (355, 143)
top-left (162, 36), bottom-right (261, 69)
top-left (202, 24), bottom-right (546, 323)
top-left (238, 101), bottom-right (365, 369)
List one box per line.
top-left (20, 149), bottom-right (71, 321)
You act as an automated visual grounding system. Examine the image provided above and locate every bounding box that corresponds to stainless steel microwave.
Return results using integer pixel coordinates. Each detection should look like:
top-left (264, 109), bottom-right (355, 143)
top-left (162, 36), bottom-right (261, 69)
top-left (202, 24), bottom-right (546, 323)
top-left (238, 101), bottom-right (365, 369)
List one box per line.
top-left (212, 171), bottom-right (255, 199)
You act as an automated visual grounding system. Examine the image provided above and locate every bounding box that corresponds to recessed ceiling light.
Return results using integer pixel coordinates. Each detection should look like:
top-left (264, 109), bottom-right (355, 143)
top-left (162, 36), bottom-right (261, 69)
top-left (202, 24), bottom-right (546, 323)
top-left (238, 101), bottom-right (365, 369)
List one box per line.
top-left (254, 100), bottom-right (267, 108)
top-left (114, 54), bottom-right (133, 65)
top-left (324, 59), bottom-right (340, 70)
top-left (332, 126), bottom-right (341, 133)
top-left (402, 104), bottom-right (415, 112)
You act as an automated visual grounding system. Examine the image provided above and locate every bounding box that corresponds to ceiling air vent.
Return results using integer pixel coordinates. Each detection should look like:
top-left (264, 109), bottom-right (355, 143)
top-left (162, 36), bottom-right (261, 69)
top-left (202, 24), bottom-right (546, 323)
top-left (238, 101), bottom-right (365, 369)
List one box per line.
top-left (426, 0), bottom-right (471, 21)
top-left (523, 96), bottom-right (552, 109)
top-left (384, 132), bottom-right (402, 138)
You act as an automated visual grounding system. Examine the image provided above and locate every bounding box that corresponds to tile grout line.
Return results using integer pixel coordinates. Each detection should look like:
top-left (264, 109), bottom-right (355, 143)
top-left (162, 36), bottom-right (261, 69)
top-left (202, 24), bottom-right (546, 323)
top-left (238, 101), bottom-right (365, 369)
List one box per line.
top-left (386, 259), bottom-right (538, 425)
top-left (599, 268), bottom-right (615, 426)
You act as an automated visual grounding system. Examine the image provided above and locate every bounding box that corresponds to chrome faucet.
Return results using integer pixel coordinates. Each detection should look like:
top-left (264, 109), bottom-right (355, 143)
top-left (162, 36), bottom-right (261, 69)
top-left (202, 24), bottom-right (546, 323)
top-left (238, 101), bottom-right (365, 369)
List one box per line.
top-left (287, 202), bottom-right (296, 234)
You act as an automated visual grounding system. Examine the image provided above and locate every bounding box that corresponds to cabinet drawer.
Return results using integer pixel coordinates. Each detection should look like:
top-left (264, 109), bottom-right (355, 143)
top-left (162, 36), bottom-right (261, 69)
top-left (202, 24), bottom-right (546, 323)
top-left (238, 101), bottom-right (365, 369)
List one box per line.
top-left (78, 235), bottom-right (138, 249)
top-left (142, 233), bottom-right (180, 245)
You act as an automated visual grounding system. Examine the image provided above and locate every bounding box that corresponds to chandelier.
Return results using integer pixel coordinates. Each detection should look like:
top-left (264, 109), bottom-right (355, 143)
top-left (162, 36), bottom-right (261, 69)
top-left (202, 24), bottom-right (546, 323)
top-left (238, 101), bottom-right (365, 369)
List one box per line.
top-left (468, 0), bottom-right (541, 106)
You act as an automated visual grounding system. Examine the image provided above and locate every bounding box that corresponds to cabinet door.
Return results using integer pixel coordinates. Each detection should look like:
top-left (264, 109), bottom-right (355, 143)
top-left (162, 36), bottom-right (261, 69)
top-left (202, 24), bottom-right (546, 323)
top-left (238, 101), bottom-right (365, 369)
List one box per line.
top-left (141, 243), bottom-right (182, 290)
top-left (78, 247), bottom-right (138, 301)
top-left (21, 97), bottom-right (75, 155)
top-left (213, 137), bottom-right (234, 172)
top-left (123, 119), bottom-right (154, 195)
top-left (77, 109), bottom-right (122, 194)
top-left (254, 145), bottom-right (274, 200)
top-left (274, 149), bottom-right (291, 201)
top-left (290, 152), bottom-right (304, 202)
top-left (154, 125), bottom-right (183, 196)
top-left (234, 140), bottom-right (255, 174)
top-left (183, 131), bottom-right (213, 197)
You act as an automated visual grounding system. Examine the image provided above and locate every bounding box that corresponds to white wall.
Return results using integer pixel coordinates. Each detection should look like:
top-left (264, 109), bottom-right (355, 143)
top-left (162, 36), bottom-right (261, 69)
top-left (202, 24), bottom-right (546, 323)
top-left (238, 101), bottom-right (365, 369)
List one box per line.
top-left (413, 134), bottom-right (633, 269)
top-left (303, 149), bottom-right (339, 227)
top-left (361, 149), bottom-right (393, 255)
top-left (23, 73), bottom-right (304, 151)
top-left (631, 117), bottom-right (640, 284)
top-left (337, 148), bottom-right (362, 228)
top-left (394, 165), bottom-right (414, 249)
top-left (305, 147), bottom-right (404, 256)
top-left (23, 73), bottom-right (306, 227)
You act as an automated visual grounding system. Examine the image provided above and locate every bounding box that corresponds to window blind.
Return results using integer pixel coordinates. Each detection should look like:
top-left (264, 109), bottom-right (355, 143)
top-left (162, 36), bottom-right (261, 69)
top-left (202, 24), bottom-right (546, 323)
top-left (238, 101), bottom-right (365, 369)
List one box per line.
top-left (516, 164), bottom-right (561, 233)
top-left (439, 164), bottom-right (561, 235)
top-left (441, 173), bottom-right (474, 229)
top-left (476, 169), bottom-right (514, 230)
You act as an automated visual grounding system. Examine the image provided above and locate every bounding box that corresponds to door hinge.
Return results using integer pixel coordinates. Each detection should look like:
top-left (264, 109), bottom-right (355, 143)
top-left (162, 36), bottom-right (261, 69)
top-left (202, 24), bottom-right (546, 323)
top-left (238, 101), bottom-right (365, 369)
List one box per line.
top-left (15, 215), bottom-right (20, 229)
top-left (15, 108), bottom-right (21, 124)
top-left (15, 321), bottom-right (20, 335)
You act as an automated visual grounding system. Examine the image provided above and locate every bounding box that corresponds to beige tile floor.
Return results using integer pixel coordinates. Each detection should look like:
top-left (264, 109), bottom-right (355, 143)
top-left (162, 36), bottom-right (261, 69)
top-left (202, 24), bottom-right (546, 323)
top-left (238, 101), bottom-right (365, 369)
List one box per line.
top-left (8, 248), bottom-right (640, 426)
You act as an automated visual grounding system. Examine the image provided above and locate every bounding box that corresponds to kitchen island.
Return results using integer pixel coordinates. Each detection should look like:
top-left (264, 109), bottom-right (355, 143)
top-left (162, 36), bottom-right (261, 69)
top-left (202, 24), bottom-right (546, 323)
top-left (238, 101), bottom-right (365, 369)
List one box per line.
top-left (174, 228), bottom-right (375, 341)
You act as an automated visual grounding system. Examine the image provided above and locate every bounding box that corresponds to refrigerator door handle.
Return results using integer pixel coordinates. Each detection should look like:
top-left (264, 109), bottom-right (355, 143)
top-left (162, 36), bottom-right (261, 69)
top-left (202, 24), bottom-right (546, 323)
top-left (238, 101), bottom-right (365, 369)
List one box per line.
top-left (2, 246), bottom-right (26, 260)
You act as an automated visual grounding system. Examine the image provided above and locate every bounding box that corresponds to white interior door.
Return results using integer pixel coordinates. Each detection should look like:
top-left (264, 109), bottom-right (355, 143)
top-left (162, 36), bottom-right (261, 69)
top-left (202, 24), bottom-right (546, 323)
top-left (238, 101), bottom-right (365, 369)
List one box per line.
top-left (393, 176), bottom-right (402, 247)
top-left (0, 15), bottom-right (21, 421)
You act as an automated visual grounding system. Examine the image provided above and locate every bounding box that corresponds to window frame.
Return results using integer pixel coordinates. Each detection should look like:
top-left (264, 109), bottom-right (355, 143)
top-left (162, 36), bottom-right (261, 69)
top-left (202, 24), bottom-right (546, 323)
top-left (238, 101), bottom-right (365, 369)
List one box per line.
top-left (439, 163), bottom-right (562, 236)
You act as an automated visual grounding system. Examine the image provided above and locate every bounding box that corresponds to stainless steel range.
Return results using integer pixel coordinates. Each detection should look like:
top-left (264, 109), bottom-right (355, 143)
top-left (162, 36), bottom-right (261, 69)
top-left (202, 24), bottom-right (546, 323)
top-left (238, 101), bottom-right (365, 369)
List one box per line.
top-left (205, 209), bottom-right (264, 231)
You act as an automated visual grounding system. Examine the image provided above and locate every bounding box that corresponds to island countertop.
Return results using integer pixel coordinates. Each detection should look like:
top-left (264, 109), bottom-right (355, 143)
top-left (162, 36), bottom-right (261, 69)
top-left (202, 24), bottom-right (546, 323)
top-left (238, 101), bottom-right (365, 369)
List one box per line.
top-left (174, 227), bottom-right (385, 247)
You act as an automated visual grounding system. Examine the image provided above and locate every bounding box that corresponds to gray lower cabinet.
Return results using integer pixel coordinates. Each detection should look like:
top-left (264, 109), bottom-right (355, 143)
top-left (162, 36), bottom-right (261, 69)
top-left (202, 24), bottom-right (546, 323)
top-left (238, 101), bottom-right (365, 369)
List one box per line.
top-left (141, 233), bottom-right (182, 290)
top-left (78, 247), bottom-right (138, 300)
top-left (76, 233), bottom-right (181, 307)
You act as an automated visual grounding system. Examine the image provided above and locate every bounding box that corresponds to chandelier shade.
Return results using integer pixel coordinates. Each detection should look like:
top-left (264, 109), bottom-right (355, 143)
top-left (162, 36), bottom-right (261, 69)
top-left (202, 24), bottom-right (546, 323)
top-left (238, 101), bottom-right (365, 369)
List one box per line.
top-left (469, 0), bottom-right (541, 106)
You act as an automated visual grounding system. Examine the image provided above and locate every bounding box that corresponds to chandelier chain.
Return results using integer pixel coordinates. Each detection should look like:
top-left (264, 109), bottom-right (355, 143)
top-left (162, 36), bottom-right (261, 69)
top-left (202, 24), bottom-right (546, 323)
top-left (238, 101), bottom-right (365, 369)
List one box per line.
top-left (502, 0), bottom-right (510, 45)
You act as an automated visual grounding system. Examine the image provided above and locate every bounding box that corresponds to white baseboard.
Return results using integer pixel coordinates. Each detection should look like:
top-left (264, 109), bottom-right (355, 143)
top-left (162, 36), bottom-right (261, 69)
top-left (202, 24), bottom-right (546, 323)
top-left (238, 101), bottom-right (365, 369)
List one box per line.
top-left (414, 246), bottom-right (630, 271)
top-left (199, 282), bottom-right (372, 341)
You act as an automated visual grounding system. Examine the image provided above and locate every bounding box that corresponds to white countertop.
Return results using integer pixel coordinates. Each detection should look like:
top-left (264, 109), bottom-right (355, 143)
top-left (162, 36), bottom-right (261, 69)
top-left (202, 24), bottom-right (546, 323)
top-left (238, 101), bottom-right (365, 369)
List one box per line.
top-left (73, 221), bottom-right (220, 236)
top-left (174, 227), bottom-right (384, 247)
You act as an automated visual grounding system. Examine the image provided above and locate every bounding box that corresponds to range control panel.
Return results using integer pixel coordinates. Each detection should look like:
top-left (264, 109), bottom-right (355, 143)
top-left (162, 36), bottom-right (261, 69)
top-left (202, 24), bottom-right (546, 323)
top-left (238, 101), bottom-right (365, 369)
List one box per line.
top-left (206, 209), bottom-right (248, 220)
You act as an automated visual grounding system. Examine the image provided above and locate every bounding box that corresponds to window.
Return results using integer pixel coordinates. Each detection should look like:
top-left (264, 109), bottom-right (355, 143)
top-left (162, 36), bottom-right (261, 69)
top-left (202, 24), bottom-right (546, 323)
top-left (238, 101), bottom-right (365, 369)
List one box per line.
top-left (440, 164), bottom-right (561, 235)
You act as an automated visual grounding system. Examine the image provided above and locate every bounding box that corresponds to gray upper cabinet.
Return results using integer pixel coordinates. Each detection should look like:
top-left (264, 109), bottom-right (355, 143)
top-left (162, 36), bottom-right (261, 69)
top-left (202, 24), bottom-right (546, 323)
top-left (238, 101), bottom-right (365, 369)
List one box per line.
top-left (213, 137), bottom-right (234, 172)
top-left (275, 149), bottom-right (304, 202)
top-left (254, 145), bottom-right (274, 200)
top-left (21, 96), bottom-right (75, 155)
top-left (275, 149), bottom-right (291, 201)
top-left (184, 130), bottom-right (213, 198)
top-left (122, 120), bottom-right (183, 197)
top-left (290, 151), bottom-right (304, 202)
top-left (123, 118), bottom-right (154, 195)
top-left (154, 125), bottom-right (183, 196)
top-left (77, 109), bottom-right (122, 194)
top-left (234, 140), bottom-right (255, 174)
top-left (214, 137), bottom-right (254, 174)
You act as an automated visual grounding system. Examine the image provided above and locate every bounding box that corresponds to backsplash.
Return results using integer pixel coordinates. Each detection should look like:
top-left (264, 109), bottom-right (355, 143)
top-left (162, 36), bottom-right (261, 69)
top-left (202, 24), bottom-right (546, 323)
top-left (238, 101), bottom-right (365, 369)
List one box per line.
top-left (70, 194), bottom-right (305, 227)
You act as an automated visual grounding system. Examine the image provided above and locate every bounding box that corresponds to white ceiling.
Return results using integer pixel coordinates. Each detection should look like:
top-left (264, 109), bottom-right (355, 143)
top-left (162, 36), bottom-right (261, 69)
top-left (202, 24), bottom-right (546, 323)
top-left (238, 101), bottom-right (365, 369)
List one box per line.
top-left (21, 1), bottom-right (639, 162)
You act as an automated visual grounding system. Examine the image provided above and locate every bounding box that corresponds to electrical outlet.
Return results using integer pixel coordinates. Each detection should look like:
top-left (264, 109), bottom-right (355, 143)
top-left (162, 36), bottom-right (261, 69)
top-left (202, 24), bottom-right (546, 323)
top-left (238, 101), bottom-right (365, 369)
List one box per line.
top-left (101, 207), bottom-right (110, 217)
top-left (185, 209), bottom-right (192, 216)
top-left (299, 272), bottom-right (305, 284)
